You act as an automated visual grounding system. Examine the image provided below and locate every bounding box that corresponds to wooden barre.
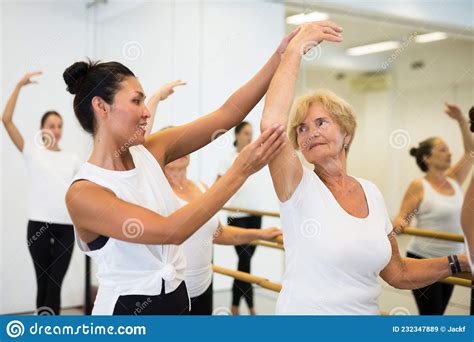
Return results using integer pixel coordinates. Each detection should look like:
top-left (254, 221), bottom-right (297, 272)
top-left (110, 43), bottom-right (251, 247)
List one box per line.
top-left (212, 265), bottom-right (471, 293)
top-left (224, 207), bottom-right (465, 242)
top-left (250, 240), bottom-right (284, 250)
top-left (212, 265), bottom-right (282, 292)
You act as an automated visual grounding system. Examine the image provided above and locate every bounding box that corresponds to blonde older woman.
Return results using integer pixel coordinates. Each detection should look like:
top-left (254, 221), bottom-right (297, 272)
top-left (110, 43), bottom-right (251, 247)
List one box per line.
top-left (260, 21), bottom-right (471, 315)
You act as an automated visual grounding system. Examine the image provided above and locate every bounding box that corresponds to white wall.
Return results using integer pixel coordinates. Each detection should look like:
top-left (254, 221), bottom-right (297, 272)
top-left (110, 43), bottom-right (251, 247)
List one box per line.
top-left (0, 1), bottom-right (90, 314)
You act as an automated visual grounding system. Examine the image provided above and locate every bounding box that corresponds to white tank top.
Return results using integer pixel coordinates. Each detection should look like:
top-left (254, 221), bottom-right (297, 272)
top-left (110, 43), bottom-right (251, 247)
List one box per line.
top-left (177, 181), bottom-right (220, 298)
top-left (277, 167), bottom-right (393, 315)
top-left (71, 145), bottom-right (187, 315)
top-left (407, 177), bottom-right (465, 258)
top-left (23, 139), bottom-right (81, 224)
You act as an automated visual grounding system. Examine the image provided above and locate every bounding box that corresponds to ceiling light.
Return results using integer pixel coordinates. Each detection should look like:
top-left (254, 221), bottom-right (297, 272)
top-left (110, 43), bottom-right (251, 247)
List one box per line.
top-left (347, 41), bottom-right (401, 56)
top-left (414, 32), bottom-right (447, 43)
top-left (286, 11), bottom-right (329, 25)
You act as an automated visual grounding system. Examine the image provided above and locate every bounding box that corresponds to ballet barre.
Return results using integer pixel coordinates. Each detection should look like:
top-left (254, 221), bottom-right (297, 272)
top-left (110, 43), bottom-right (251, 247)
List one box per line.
top-left (224, 207), bottom-right (465, 242)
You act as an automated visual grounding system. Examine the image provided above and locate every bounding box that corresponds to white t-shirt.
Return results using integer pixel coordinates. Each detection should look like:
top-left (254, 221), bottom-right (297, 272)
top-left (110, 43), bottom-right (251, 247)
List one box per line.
top-left (408, 178), bottom-right (465, 258)
top-left (178, 182), bottom-right (220, 298)
top-left (276, 166), bottom-right (393, 315)
top-left (217, 151), bottom-right (263, 218)
top-left (23, 139), bottom-right (81, 224)
top-left (72, 145), bottom-right (187, 315)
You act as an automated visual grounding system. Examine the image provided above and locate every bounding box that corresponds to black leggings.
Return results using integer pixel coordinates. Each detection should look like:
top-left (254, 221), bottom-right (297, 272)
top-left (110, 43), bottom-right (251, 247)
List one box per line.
top-left (228, 215), bottom-right (261, 308)
top-left (113, 280), bottom-right (190, 315)
top-left (189, 283), bottom-right (213, 315)
top-left (27, 220), bottom-right (75, 315)
top-left (406, 251), bottom-right (454, 315)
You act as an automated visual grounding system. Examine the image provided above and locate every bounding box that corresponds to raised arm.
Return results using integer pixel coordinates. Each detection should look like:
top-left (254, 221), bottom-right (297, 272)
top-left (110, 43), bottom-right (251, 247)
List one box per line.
top-left (144, 30), bottom-right (299, 166)
top-left (144, 80), bottom-right (186, 138)
top-left (444, 102), bottom-right (473, 184)
top-left (67, 125), bottom-right (285, 245)
top-left (392, 179), bottom-right (423, 233)
top-left (381, 231), bottom-right (470, 289)
top-left (260, 21), bottom-right (343, 202)
top-left (2, 71), bottom-right (42, 152)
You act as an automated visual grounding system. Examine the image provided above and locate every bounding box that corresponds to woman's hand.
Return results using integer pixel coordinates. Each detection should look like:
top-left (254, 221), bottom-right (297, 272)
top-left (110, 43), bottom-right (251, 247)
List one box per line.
top-left (287, 20), bottom-right (343, 56)
top-left (276, 27), bottom-right (301, 56)
top-left (231, 124), bottom-right (286, 177)
top-left (257, 227), bottom-right (282, 241)
top-left (444, 102), bottom-right (465, 122)
top-left (456, 254), bottom-right (471, 274)
top-left (157, 80), bottom-right (186, 101)
top-left (18, 71), bottom-right (42, 87)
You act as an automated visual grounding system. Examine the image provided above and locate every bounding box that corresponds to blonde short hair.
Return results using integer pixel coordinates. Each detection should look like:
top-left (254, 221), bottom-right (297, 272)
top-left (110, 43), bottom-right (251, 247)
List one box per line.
top-left (288, 89), bottom-right (357, 152)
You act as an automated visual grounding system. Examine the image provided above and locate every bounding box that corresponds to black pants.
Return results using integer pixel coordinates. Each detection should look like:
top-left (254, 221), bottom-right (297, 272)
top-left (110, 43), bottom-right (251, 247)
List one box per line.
top-left (27, 220), bottom-right (75, 315)
top-left (228, 215), bottom-right (261, 308)
top-left (113, 280), bottom-right (190, 315)
top-left (189, 283), bottom-right (213, 315)
top-left (407, 252), bottom-right (454, 315)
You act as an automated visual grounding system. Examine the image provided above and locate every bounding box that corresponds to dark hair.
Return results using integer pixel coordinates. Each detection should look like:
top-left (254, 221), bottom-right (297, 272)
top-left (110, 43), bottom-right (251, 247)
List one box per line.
top-left (40, 111), bottom-right (61, 128)
top-left (469, 106), bottom-right (473, 133)
top-left (63, 59), bottom-right (135, 134)
top-left (409, 137), bottom-right (437, 172)
top-left (233, 121), bottom-right (251, 147)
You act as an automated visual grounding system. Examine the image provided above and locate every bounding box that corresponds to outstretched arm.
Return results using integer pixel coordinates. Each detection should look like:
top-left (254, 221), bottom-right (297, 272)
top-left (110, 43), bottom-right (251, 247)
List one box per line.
top-left (260, 21), bottom-right (343, 202)
top-left (381, 232), bottom-right (470, 289)
top-left (68, 125), bottom-right (286, 245)
top-left (2, 71), bottom-right (42, 152)
top-left (144, 80), bottom-right (186, 138)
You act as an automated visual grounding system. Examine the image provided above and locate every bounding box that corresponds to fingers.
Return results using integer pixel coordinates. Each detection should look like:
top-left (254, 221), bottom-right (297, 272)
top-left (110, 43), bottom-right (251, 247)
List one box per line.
top-left (258, 125), bottom-right (285, 155)
top-left (285, 27), bottom-right (301, 42)
top-left (317, 20), bottom-right (343, 32)
top-left (254, 124), bottom-right (281, 146)
top-left (322, 26), bottom-right (342, 38)
top-left (322, 32), bottom-right (343, 43)
top-left (170, 79), bottom-right (187, 88)
top-left (262, 134), bottom-right (286, 161)
top-left (266, 140), bottom-right (287, 163)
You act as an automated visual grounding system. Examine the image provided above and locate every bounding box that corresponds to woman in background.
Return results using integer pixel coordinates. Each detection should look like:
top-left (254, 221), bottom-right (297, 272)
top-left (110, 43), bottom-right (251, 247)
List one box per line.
top-left (393, 103), bottom-right (472, 315)
top-left (216, 121), bottom-right (263, 315)
top-left (2, 71), bottom-right (81, 315)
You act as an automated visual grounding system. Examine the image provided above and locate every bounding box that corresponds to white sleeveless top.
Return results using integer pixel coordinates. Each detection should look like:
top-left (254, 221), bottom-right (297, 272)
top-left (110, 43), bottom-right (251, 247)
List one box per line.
top-left (177, 181), bottom-right (220, 298)
top-left (276, 167), bottom-right (393, 315)
top-left (23, 139), bottom-right (81, 224)
top-left (71, 145), bottom-right (187, 315)
top-left (407, 178), bottom-right (464, 258)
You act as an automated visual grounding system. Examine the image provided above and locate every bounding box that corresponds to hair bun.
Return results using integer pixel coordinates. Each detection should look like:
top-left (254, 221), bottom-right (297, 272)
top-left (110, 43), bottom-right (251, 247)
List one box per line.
top-left (409, 147), bottom-right (418, 157)
top-left (63, 61), bottom-right (90, 95)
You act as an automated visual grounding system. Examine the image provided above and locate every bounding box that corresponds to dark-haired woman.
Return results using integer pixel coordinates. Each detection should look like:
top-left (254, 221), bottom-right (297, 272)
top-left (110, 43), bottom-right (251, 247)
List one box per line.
top-left (63, 29), bottom-right (295, 316)
top-left (393, 102), bottom-right (473, 315)
top-left (2, 71), bottom-right (81, 315)
top-left (216, 121), bottom-right (262, 315)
